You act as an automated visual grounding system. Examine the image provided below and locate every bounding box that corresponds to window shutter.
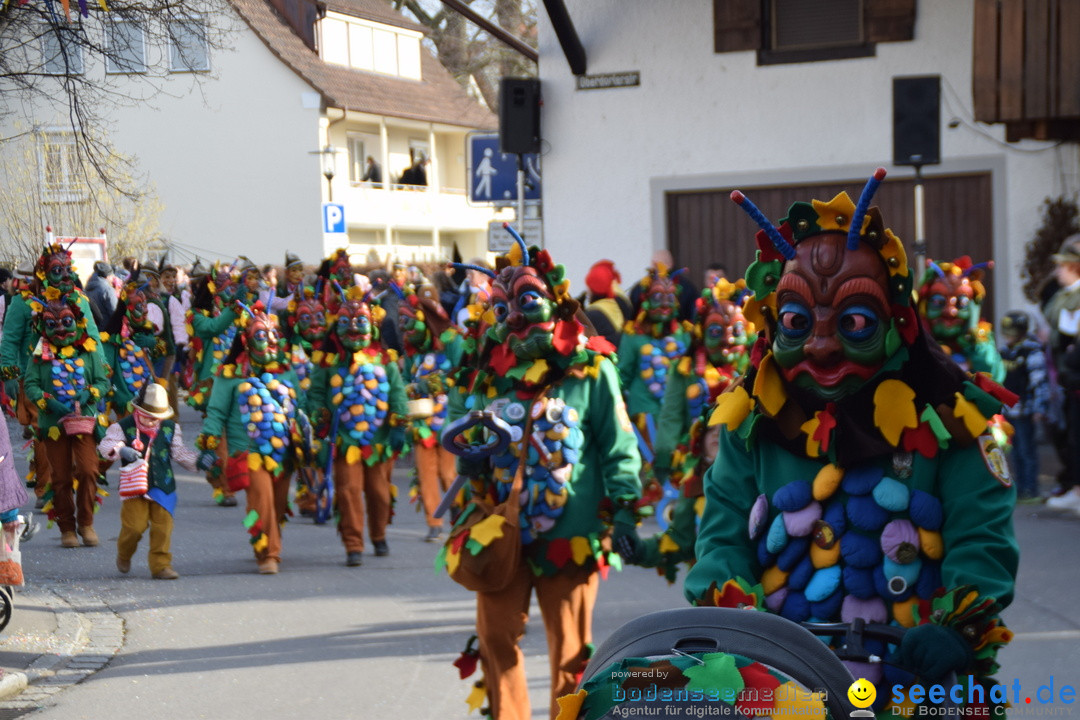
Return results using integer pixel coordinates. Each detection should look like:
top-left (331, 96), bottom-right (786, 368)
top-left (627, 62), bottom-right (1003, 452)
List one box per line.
top-left (714, 0), bottom-right (762, 53)
top-left (864, 0), bottom-right (916, 43)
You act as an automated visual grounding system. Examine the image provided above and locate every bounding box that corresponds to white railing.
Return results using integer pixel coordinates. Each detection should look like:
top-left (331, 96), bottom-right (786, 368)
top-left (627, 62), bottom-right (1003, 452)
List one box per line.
top-left (338, 183), bottom-right (494, 230)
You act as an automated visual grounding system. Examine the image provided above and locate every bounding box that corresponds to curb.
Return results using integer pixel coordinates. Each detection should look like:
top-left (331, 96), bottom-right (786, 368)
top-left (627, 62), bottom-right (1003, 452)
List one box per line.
top-left (0, 584), bottom-right (124, 716)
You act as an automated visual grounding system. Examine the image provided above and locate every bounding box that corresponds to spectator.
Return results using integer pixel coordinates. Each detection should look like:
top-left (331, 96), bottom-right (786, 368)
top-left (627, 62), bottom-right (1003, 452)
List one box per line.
top-left (582, 259), bottom-right (632, 348)
top-left (703, 262), bottom-right (727, 290)
top-left (1043, 234), bottom-right (1080, 510)
top-left (262, 264), bottom-right (278, 290)
top-left (400, 149), bottom-right (428, 188)
top-left (119, 256), bottom-right (139, 284)
top-left (999, 310), bottom-right (1050, 502)
top-left (84, 261), bottom-right (119, 328)
top-left (361, 156), bottom-right (383, 187)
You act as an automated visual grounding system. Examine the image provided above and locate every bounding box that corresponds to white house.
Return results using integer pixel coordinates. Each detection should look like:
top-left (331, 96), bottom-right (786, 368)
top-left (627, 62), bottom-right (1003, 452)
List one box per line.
top-left (534, 0), bottom-right (1079, 320)
top-left (0, 0), bottom-right (497, 269)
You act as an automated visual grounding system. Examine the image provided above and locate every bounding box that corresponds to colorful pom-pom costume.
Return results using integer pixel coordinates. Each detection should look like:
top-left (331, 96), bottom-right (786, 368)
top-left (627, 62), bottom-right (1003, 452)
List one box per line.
top-left (441, 234), bottom-right (641, 720)
top-left (684, 171), bottom-right (1019, 714)
top-left (398, 283), bottom-right (465, 536)
top-left (307, 285), bottom-right (409, 562)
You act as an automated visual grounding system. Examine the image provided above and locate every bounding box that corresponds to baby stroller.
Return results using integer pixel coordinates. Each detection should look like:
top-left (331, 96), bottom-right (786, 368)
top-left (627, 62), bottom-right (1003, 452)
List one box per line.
top-left (566, 607), bottom-right (870, 720)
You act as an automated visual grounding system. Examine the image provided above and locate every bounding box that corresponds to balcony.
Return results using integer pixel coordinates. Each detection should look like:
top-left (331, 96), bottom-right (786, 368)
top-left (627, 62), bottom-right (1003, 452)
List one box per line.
top-left (338, 182), bottom-right (496, 232)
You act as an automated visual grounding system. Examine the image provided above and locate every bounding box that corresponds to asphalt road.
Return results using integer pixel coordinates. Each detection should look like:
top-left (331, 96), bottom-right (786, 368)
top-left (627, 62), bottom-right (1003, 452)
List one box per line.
top-left (7, 409), bottom-right (1080, 719)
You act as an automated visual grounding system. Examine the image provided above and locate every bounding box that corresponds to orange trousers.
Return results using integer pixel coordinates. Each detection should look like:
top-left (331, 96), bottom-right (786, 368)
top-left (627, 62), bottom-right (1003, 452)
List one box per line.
top-left (415, 443), bottom-right (456, 527)
top-left (244, 467), bottom-right (291, 562)
top-left (332, 456), bottom-right (392, 552)
top-left (476, 561), bottom-right (599, 720)
top-left (43, 432), bottom-right (99, 534)
top-left (17, 380), bottom-right (51, 497)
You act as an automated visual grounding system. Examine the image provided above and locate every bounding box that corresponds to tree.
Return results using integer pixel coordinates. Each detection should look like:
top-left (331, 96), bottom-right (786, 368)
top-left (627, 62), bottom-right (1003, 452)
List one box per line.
top-left (393, 0), bottom-right (537, 111)
top-left (1022, 196), bottom-right (1080, 304)
top-left (0, 0), bottom-right (238, 188)
top-left (0, 125), bottom-right (163, 266)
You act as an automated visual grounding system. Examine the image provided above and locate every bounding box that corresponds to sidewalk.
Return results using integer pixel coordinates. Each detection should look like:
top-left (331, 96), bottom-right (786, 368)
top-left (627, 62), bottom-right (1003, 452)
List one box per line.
top-left (0, 583), bottom-right (124, 714)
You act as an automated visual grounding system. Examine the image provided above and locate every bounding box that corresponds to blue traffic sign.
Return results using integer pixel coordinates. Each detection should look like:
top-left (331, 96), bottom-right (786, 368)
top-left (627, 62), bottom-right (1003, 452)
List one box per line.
top-left (468, 133), bottom-right (541, 204)
top-left (322, 203), bottom-right (346, 233)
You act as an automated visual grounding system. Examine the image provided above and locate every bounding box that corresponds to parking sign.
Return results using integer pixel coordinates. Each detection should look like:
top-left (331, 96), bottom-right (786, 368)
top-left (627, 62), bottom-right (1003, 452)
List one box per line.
top-left (323, 203), bottom-right (346, 234)
top-left (468, 133), bottom-right (541, 205)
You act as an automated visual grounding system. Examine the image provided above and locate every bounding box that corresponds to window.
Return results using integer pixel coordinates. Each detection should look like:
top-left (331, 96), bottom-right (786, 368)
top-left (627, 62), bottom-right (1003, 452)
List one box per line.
top-left (397, 34), bottom-right (421, 80)
top-left (39, 133), bottom-right (85, 203)
top-left (349, 24), bottom-right (374, 70)
top-left (41, 27), bottom-right (84, 75)
top-left (348, 136), bottom-right (365, 183)
top-left (322, 17), bottom-right (349, 66)
top-left (372, 29), bottom-right (397, 75)
top-left (170, 18), bottom-right (209, 72)
top-left (770, 0), bottom-right (862, 51)
top-left (106, 22), bottom-right (146, 73)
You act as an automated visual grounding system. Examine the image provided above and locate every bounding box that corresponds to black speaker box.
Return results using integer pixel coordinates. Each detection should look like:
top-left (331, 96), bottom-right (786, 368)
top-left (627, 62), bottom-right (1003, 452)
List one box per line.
top-left (893, 75), bottom-right (941, 166)
top-left (499, 77), bottom-right (541, 155)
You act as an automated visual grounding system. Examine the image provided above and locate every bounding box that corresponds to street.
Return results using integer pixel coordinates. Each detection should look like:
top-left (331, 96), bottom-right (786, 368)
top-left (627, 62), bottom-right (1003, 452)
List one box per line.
top-left (1, 409), bottom-right (1079, 719)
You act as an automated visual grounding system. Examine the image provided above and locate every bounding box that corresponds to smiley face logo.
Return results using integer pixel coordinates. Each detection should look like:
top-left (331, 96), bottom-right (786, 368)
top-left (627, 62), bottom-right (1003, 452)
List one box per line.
top-left (847, 678), bottom-right (876, 709)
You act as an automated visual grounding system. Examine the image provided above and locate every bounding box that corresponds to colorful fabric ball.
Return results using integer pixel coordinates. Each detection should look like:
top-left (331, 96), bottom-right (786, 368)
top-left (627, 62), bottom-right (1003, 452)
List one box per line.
top-left (638, 336), bottom-right (685, 399)
top-left (237, 373), bottom-right (296, 469)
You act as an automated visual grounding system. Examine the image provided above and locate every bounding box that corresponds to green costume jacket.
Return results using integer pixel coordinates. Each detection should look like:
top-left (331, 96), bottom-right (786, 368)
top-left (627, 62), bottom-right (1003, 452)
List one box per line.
top-left (202, 364), bottom-right (301, 456)
top-left (101, 327), bottom-right (156, 413)
top-left (401, 331), bottom-right (465, 448)
top-left (189, 307), bottom-right (239, 384)
top-left (1, 291), bottom-right (106, 375)
top-left (307, 349), bottom-right (408, 466)
top-left (616, 324), bottom-right (692, 419)
top-left (448, 354), bottom-right (642, 576)
top-left (22, 338), bottom-right (110, 435)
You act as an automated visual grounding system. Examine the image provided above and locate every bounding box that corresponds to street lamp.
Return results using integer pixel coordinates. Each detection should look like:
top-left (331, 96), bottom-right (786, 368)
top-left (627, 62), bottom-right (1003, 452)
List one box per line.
top-left (320, 145), bottom-right (337, 202)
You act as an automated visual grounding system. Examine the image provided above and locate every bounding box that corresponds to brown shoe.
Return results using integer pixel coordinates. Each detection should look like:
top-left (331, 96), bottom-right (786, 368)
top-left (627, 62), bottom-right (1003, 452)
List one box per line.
top-left (79, 527), bottom-right (99, 547)
top-left (152, 567), bottom-right (180, 580)
top-left (60, 531), bottom-right (79, 548)
top-left (257, 558), bottom-right (279, 575)
top-left (116, 556), bottom-right (131, 574)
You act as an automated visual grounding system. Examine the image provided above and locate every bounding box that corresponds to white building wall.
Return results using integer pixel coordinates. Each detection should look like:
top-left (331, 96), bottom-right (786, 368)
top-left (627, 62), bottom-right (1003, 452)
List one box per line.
top-left (537, 0), bottom-right (1080, 320)
top-left (109, 16), bottom-right (323, 268)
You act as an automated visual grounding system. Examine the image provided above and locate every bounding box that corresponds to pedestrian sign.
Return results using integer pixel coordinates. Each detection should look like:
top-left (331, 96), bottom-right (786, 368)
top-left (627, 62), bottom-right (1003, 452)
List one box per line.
top-left (323, 203), bottom-right (346, 234)
top-left (468, 133), bottom-right (541, 205)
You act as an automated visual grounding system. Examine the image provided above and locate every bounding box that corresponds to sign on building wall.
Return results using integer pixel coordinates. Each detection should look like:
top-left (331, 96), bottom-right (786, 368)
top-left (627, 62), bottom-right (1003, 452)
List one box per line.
top-left (468, 133), bottom-right (541, 205)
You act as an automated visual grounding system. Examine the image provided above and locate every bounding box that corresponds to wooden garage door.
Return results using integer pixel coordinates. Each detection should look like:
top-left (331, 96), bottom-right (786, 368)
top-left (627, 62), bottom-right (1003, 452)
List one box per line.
top-left (666, 172), bottom-right (994, 316)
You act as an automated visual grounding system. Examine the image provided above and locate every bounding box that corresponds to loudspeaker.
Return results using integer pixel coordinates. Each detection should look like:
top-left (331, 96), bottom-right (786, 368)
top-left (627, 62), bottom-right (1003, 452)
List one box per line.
top-left (893, 76), bottom-right (941, 166)
top-left (499, 77), bottom-right (541, 155)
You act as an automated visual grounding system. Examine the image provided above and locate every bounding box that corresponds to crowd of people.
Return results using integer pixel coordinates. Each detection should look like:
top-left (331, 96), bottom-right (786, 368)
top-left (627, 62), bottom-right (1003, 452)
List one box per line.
top-left (0, 170), bottom-right (1073, 719)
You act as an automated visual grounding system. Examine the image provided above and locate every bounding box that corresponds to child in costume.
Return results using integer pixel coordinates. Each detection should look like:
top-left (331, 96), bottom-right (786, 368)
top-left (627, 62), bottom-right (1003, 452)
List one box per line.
top-left (186, 266), bottom-right (241, 507)
top-left (441, 233), bottom-right (641, 720)
top-left (22, 290), bottom-right (110, 548)
top-left (619, 279), bottom-right (755, 582)
top-left (308, 287), bottom-right (408, 566)
top-left (998, 311), bottom-right (1050, 502)
top-left (198, 304), bottom-right (303, 575)
top-left (917, 257), bottom-right (1005, 381)
top-left (616, 264), bottom-right (693, 499)
top-left (398, 283), bottom-right (465, 541)
top-left (99, 383), bottom-right (198, 579)
top-left (684, 171), bottom-right (1018, 714)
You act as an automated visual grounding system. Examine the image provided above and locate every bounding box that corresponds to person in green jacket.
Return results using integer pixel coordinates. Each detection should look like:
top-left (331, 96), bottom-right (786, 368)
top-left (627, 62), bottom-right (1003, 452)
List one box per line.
top-left (99, 280), bottom-right (158, 418)
top-left (1, 242), bottom-right (107, 503)
top-left (186, 267), bottom-right (241, 506)
top-left (684, 172), bottom-right (1018, 715)
top-left (622, 278), bottom-right (756, 581)
top-left (917, 257), bottom-right (1005, 382)
top-left (440, 235), bottom-right (641, 720)
top-left (308, 286), bottom-right (408, 566)
top-left (398, 282), bottom-right (466, 542)
top-left (280, 284), bottom-right (329, 517)
top-left (22, 290), bottom-right (110, 548)
top-left (197, 304), bottom-right (303, 575)
top-left (616, 264), bottom-right (693, 502)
